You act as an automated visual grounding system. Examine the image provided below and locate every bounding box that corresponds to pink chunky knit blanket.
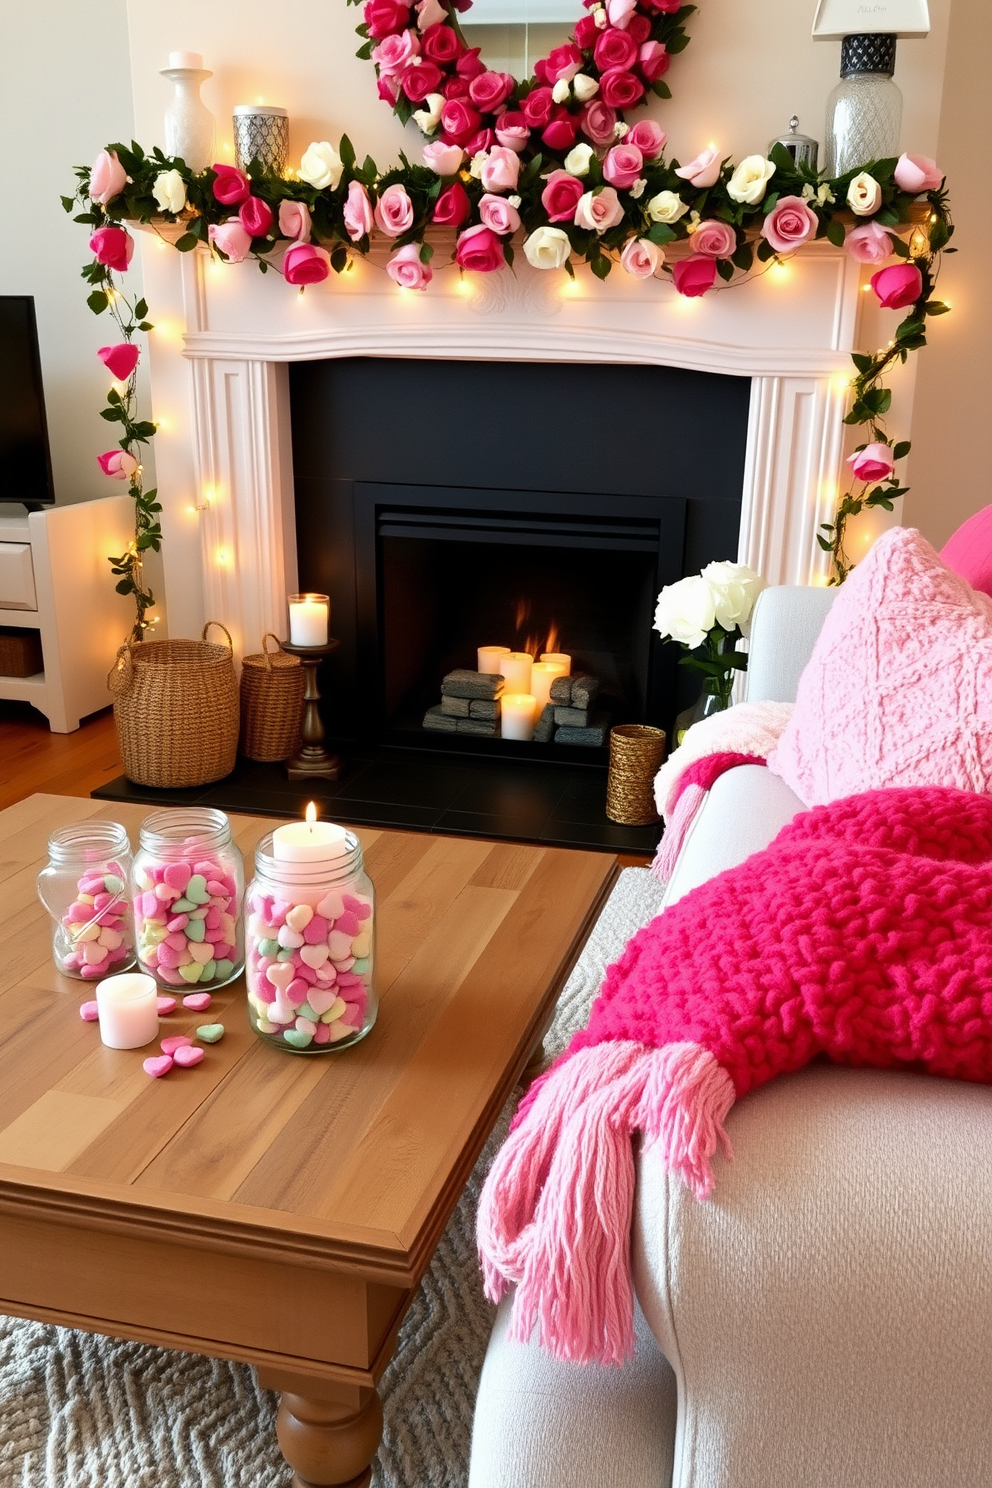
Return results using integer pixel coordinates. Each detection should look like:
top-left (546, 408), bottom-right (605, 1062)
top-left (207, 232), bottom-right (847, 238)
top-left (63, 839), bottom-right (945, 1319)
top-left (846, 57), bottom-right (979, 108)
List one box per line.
top-left (478, 786), bottom-right (992, 1366)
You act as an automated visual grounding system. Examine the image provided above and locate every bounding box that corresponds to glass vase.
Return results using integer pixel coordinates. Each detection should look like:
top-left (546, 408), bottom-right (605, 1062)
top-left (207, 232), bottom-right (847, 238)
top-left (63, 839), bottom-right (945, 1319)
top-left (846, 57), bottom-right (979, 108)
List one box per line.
top-left (825, 34), bottom-right (903, 176)
top-left (160, 62), bottom-right (216, 173)
top-left (673, 686), bottom-right (729, 749)
top-left (36, 821), bottom-right (135, 980)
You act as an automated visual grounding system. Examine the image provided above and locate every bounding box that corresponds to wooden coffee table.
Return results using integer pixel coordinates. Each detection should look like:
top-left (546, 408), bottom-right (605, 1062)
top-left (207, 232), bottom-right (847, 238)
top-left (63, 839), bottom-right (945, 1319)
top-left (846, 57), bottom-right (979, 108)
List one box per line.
top-left (0, 794), bottom-right (617, 1487)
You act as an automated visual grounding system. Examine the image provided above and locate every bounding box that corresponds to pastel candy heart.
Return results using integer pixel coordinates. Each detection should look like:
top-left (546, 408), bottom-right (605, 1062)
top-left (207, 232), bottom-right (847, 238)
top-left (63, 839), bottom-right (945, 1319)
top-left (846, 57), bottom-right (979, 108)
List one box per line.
top-left (205, 907), bottom-right (223, 930)
top-left (327, 930), bottom-right (352, 961)
top-left (319, 996), bottom-right (348, 1024)
top-left (269, 999), bottom-right (295, 1025)
top-left (201, 960), bottom-right (217, 982)
top-left (307, 987), bottom-right (339, 1016)
top-left (313, 1023), bottom-right (331, 1044)
top-left (266, 962), bottom-right (295, 991)
top-left (158, 967), bottom-right (185, 986)
top-left (297, 1002), bottom-right (320, 1023)
top-left (182, 991), bottom-right (213, 1011)
top-left (103, 873), bottom-right (124, 895)
top-left (79, 1001), bottom-right (100, 1021)
top-left (259, 938), bottom-right (279, 957)
top-left (141, 891), bottom-right (162, 919)
top-left (167, 914), bottom-right (189, 932)
top-left (82, 941), bottom-right (107, 965)
top-left (256, 1018), bottom-right (279, 1034)
top-left (186, 875), bottom-right (210, 904)
top-left (303, 914), bottom-right (330, 945)
top-left (351, 957), bottom-right (371, 975)
top-left (300, 943), bottom-right (329, 970)
top-left (351, 932), bottom-right (371, 960)
top-left (173, 1044), bottom-right (205, 1068)
top-left (327, 1019), bottom-right (357, 1042)
top-left (277, 948), bottom-right (296, 962)
top-left (335, 911), bottom-right (360, 938)
top-left (278, 925), bottom-right (305, 949)
top-left (157, 996), bottom-right (177, 1014)
top-left (143, 1055), bottom-right (174, 1078)
top-left (179, 963), bottom-right (204, 984)
top-left (193, 860), bottom-right (218, 878)
top-left (343, 893), bottom-right (372, 920)
top-left (214, 959), bottom-right (235, 981)
top-left (155, 882), bottom-right (179, 903)
top-left (161, 1035), bottom-right (193, 1055)
top-left (188, 941), bottom-right (214, 965)
top-left (285, 904), bottom-right (314, 933)
top-left (164, 863), bottom-right (191, 893)
top-left (76, 924), bottom-right (101, 943)
top-left (316, 890), bottom-right (344, 921)
top-left (99, 928), bottom-right (125, 950)
top-left (171, 897), bottom-right (196, 913)
top-left (196, 1024), bottom-right (225, 1043)
top-left (79, 874), bottom-right (105, 896)
top-left (157, 944), bottom-right (182, 970)
top-left (295, 964), bottom-right (317, 985)
top-left (294, 1016), bottom-right (317, 1037)
top-left (315, 963), bottom-right (337, 983)
top-left (185, 918), bottom-right (206, 942)
top-left (285, 978), bottom-right (309, 1006)
top-left (283, 1028), bottom-right (313, 1049)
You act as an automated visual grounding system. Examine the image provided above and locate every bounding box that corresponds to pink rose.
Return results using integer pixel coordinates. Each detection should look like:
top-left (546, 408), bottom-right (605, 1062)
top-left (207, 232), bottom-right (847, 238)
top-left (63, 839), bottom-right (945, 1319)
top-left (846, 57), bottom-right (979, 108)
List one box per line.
top-left (481, 146), bottom-right (520, 193)
top-left (580, 101), bottom-right (618, 146)
top-left (98, 343), bottom-right (140, 382)
top-left (674, 146), bottom-right (722, 189)
top-left (626, 120), bottom-right (666, 159)
top-left (343, 180), bottom-right (374, 241)
top-left (416, 0), bottom-right (447, 28)
top-left (374, 182), bottom-right (416, 237)
top-left (542, 117), bottom-right (577, 153)
top-left (544, 43), bottom-right (583, 83)
top-left (871, 262), bottom-right (923, 310)
top-left (598, 68), bottom-right (645, 109)
top-left (283, 243), bottom-right (331, 285)
top-left (239, 196), bottom-right (274, 238)
top-left (364, 0), bottom-right (410, 36)
top-left (603, 143), bottom-right (644, 190)
top-left (469, 70), bottom-right (515, 111)
top-left (386, 242), bottom-right (433, 290)
top-left (638, 40), bottom-right (669, 82)
top-left (620, 237), bottom-right (663, 279)
top-left (208, 220), bottom-right (252, 262)
top-left (691, 218), bottom-right (737, 259)
top-left (626, 14), bottom-right (651, 43)
top-left (845, 220), bottom-right (893, 264)
top-left (607, 0), bottom-right (638, 26)
top-left (433, 180), bottom-right (471, 227)
top-left (893, 153), bottom-right (943, 194)
top-left (378, 74), bottom-right (400, 103)
top-left (457, 46), bottom-right (486, 78)
top-left (422, 21), bottom-right (461, 62)
top-left (521, 87), bottom-right (555, 129)
top-left (848, 442), bottom-right (896, 483)
top-left (402, 60), bottom-right (444, 100)
top-left (495, 112), bottom-right (531, 152)
top-left (455, 224), bottom-right (506, 273)
top-left (97, 449), bottom-right (138, 480)
top-left (89, 226), bottom-right (134, 272)
top-left (372, 29), bottom-right (420, 74)
top-left (440, 98), bottom-right (482, 143)
top-left (211, 164), bottom-right (251, 205)
top-left (465, 128), bottom-right (495, 157)
top-left (761, 194), bottom-right (818, 255)
top-left (594, 28), bottom-right (638, 71)
top-left (541, 169), bottom-right (586, 222)
top-left (671, 255), bottom-right (717, 297)
top-left (644, 0), bottom-right (680, 8)
top-left (278, 199), bottom-right (312, 243)
top-left (479, 193), bottom-right (521, 235)
top-left (89, 150), bottom-right (127, 205)
top-left (423, 140), bottom-right (465, 174)
top-left (574, 186), bottom-right (624, 234)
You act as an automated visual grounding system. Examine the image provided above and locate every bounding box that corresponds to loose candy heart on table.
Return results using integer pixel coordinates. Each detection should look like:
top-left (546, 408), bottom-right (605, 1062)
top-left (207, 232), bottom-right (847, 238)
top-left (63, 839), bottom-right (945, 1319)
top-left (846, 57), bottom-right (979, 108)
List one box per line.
top-left (182, 991), bottom-right (213, 1011)
top-left (196, 1023), bottom-right (225, 1042)
top-left (143, 1055), bottom-right (174, 1078)
top-left (161, 1035), bottom-right (193, 1055)
top-left (173, 1044), bottom-right (204, 1068)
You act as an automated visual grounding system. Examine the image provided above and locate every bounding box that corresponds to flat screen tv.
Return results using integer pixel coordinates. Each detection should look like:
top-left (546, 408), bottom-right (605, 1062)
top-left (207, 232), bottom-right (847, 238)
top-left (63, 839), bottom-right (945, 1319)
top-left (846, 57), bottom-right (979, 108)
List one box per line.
top-left (0, 295), bottom-right (55, 506)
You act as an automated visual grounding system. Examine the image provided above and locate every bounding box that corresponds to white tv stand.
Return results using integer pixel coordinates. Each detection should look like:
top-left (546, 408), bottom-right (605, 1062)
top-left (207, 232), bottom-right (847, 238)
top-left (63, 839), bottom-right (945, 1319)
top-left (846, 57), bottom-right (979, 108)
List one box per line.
top-left (0, 496), bottom-right (136, 732)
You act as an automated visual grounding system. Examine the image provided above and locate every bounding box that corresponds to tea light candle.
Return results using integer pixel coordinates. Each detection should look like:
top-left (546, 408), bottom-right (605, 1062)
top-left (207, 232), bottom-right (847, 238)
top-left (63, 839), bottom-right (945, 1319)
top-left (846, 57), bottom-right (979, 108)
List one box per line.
top-left (96, 972), bottom-right (159, 1050)
top-left (478, 645), bottom-right (511, 675)
top-left (273, 802), bottom-right (348, 862)
top-left (288, 593), bottom-right (329, 647)
top-left (501, 694), bottom-right (537, 741)
top-left (531, 660), bottom-right (567, 712)
top-left (541, 651), bottom-right (571, 675)
top-left (501, 652), bottom-right (533, 695)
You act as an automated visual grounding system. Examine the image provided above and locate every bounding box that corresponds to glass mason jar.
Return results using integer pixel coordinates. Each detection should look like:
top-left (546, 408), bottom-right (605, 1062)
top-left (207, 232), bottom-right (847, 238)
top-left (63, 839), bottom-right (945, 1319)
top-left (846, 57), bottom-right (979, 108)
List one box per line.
top-left (825, 33), bottom-right (903, 177)
top-left (245, 830), bottom-right (377, 1053)
top-left (133, 808), bottom-right (244, 991)
top-left (37, 821), bottom-right (135, 980)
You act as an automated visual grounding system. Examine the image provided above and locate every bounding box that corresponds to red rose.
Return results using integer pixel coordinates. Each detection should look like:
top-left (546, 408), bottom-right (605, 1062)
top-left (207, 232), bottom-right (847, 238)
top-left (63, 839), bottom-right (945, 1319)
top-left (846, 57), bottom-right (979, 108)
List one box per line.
top-left (440, 97), bottom-right (482, 143)
top-left (521, 85), bottom-right (555, 127)
top-left (464, 127), bottom-right (495, 157)
top-left (444, 75), bottom-right (471, 100)
top-left (469, 70), bottom-right (515, 111)
top-left (89, 226), bottom-right (134, 272)
top-left (239, 196), bottom-right (274, 238)
top-left (457, 46), bottom-right (486, 78)
top-left (544, 42), bottom-right (583, 83)
top-left (580, 100), bottom-right (618, 145)
top-left (599, 68), bottom-right (645, 108)
top-left (378, 74), bottom-right (400, 103)
top-left (870, 262), bottom-right (924, 310)
top-left (643, 0), bottom-right (680, 9)
top-left (363, 0), bottom-right (410, 37)
top-left (671, 255), bottom-right (717, 297)
top-left (422, 22), bottom-right (461, 63)
top-left (574, 15), bottom-right (598, 47)
top-left (626, 14), bottom-right (651, 43)
top-left (593, 27), bottom-right (638, 71)
top-left (284, 243), bottom-right (331, 286)
top-left (543, 116), bottom-right (577, 152)
top-left (638, 40), bottom-right (669, 82)
top-left (211, 164), bottom-right (251, 205)
top-left (455, 224), bottom-right (506, 272)
top-left (541, 169), bottom-right (585, 222)
top-left (402, 60), bottom-right (444, 99)
top-left (433, 180), bottom-right (472, 227)
top-left (533, 58), bottom-right (550, 85)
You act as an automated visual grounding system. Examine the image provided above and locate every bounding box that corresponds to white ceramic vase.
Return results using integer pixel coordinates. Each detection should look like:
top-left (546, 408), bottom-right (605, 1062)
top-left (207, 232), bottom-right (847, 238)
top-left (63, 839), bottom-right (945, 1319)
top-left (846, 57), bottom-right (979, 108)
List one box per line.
top-left (160, 55), bottom-right (215, 173)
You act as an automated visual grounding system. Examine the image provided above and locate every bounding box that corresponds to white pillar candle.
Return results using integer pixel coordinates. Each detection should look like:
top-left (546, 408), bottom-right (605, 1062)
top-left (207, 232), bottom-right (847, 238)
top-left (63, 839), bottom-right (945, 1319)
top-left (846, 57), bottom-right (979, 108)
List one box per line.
top-left (501, 694), bottom-right (537, 742)
top-left (273, 802), bottom-right (348, 862)
top-left (167, 50), bottom-right (203, 68)
top-left (288, 593), bottom-right (329, 647)
top-left (477, 645), bottom-right (510, 675)
top-left (501, 652), bottom-right (533, 695)
top-left (540, 651), bottom-right (571, 676)
top-left (531, 661), bottom-right (567, 713)
top-left (96, 973), bottom-right (159, 1050)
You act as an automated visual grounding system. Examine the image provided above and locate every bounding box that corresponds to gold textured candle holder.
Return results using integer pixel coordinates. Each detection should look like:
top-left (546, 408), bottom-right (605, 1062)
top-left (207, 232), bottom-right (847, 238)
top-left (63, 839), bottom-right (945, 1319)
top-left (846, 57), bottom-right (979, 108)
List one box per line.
top-left (605, 724), bottom-right (667, 826)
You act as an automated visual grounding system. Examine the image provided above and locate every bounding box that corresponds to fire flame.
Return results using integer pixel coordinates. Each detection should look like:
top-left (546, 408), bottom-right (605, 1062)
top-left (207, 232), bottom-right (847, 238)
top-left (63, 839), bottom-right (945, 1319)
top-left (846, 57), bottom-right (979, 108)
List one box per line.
top-left (305, 801), bottom-right (317, 825)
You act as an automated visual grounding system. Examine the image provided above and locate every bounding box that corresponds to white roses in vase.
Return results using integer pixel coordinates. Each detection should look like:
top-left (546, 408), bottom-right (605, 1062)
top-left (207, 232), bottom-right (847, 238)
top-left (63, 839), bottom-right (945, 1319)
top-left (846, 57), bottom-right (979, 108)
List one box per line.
top-left (654, 561), bottom-right (765, 709)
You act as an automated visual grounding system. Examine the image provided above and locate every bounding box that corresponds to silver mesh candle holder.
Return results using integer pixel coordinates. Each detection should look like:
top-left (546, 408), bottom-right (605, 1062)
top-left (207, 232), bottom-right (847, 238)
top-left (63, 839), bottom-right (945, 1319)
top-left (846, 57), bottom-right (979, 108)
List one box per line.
top-left (233, 105), bottom-right (288, 173)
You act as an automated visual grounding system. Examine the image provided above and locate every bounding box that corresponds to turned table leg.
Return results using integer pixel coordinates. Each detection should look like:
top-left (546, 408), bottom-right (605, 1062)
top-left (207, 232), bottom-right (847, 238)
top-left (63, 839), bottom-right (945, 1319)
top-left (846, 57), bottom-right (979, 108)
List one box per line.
top-left (258, 1371), bottom-right (383, 1488)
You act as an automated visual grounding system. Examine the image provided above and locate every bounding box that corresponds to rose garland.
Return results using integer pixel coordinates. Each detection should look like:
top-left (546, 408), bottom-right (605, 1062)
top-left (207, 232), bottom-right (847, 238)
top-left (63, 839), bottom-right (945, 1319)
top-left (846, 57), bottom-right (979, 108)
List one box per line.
top-left (65, 0), bottom-right (953, 631)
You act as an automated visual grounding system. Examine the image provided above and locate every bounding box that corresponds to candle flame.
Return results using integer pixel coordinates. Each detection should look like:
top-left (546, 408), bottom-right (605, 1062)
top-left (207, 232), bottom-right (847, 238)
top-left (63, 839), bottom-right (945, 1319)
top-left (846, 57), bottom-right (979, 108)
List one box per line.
top-left (305, 802), bottom-right (317, 825)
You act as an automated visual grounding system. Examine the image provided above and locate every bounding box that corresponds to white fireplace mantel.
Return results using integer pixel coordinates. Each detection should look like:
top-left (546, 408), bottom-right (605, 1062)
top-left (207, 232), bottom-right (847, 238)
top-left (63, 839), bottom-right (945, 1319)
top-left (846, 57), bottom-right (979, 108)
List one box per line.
top-left (141, 236), bottom-right (878, 656)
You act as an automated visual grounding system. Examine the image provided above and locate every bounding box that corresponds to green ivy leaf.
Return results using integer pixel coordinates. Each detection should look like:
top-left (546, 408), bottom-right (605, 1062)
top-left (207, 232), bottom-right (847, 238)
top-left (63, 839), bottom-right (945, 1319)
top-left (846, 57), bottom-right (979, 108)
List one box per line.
top-left (340, 135), bottom-right (356, 172)
top-left (925, 300), bottom-right (951, 315)
top-left (816, 533), bottom-right (833, 552)
top-left (331, 246), bottom-right (349, 273)
top-left (589, 252), bottom-right (612, 280)
top-left (175, 232), bottom-right (198, 252)
top-left (420, 241), bottom-right (434, 263)
top-left (731, 242), bottom-right (753, 273)
top-left (825, 218), bottom-right (846, 248)
top-left (87, 289), bottom-right (109, 314)
top-left (134, 298), bottom-right (148, 319)
top-left (892, 440), bottom-right (911, 459)
top-left (716, 258), bottom-right (734, 282)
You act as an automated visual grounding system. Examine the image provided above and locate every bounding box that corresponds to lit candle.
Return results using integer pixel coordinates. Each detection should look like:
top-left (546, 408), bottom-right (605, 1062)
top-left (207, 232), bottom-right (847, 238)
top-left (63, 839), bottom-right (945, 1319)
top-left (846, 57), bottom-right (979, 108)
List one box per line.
top-left (501, 652), bottom-right (533, 695)
top-left (531, 660), bottom-right (567, 712)
top-left (540, 651), bottom-right (571, 676)
top-left (478, 645), bottom-right (511, 675)
top-left (273, 801), bottom-right (348, 862)
top-left (95, 972), bottom-right (159, 1050)
top-left (288, 593), bottom-right (329, 647)
top-left (501, 694), bottom-right (537, 742)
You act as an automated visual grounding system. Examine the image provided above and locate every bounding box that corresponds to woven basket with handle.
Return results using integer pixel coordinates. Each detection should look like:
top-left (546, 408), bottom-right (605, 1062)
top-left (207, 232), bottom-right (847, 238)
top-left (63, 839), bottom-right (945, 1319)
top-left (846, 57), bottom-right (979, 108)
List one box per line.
top-left (107, 622), bottom-right (239, 789)
top-left (239, 632), bottom-right (304, 762)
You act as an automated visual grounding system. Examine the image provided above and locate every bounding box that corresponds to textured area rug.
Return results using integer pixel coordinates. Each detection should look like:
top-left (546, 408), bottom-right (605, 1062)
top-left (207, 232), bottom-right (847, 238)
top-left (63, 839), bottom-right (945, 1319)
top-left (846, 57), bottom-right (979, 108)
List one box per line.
top-left (0, 869), bottom-right (665, 1488)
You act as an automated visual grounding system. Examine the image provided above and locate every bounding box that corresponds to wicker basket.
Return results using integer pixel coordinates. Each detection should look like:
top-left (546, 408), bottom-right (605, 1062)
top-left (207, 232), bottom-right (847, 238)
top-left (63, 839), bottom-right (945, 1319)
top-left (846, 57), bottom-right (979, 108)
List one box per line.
top-left (107, 622), bottom-right (239, 789)
top-left (605, 724), bottom-right (667, 826)
top-left (239, 632), bottom-right (304, 762)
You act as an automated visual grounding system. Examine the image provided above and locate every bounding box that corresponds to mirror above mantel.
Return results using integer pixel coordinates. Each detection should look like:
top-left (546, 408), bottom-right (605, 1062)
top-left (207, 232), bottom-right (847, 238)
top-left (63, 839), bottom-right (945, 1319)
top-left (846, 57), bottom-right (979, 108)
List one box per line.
top-left (459, 0), bottom-right (573, 81)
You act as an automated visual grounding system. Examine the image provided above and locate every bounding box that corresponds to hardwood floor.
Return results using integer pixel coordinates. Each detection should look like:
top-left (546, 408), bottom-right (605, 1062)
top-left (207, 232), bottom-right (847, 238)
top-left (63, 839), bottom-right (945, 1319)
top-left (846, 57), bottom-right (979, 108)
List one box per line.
top-left (0, 702), bottom-right (123, 811)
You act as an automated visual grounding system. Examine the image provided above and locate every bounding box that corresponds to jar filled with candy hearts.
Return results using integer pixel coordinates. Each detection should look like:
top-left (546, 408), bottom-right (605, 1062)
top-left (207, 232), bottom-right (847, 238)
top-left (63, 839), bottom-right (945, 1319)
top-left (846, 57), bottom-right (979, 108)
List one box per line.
top-left (37, 821), bottom-right (136, 980)
top-left (245, 826), bottom-right (376, 1052)
top-left (133, 808), bottom-right (244, 990)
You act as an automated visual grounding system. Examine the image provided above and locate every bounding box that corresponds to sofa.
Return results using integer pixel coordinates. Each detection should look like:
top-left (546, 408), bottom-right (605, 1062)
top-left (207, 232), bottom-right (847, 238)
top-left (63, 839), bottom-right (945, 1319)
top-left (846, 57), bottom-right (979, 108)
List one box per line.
top-left (468, 581), bottom-right (992, 1488)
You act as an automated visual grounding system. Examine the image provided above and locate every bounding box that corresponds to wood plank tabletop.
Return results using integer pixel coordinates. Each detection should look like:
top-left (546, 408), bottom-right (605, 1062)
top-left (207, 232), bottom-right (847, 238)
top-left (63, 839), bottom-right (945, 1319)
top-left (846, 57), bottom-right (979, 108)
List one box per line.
top-left (0, 795), bottom-right (617, 1288)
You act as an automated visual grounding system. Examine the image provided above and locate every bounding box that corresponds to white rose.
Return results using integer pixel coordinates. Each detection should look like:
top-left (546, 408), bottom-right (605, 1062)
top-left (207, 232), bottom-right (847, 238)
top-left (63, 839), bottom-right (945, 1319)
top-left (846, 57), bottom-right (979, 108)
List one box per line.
top-left (629, 178), bottom-right (646, 199)
top-left (847, 171), bottom-right (882, 217)
top-left (572, 73), bottom-right (599, 102)
top-left (726, 154), bottom-right (776, 206)
top-left (523, 225), bottom-right (572, 271)
top-left (646, 190), bottom-right (689, 224)
top-left (152, 168), bottom-right (186, 215)
top-left (700, 561), bottom-right (765, 634)
top-left (299, 141), bottom-right (343, 191)
top-left (552, 78), bottom-right (571, 104)
top-left (469, 151), bottom-right (488, 180)
top-left (653, 575), bottom-right (717, 650)
top-left (412, 92), bottom-right (445, 134)
top-left (563, 143), bottom-right (594, 177)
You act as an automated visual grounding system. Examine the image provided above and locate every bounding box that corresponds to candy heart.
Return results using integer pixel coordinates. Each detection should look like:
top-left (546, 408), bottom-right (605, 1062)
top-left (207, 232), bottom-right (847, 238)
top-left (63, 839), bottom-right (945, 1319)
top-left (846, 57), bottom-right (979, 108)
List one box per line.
top-left (277, 925), bottom-right (305, 949)
top-left (300, 943), bottom-right (329, 969)
top-left (214, 959), bottom-right (235, 982)
top-left (99, 928), bottom-right (125, 950)
top-left (256, 1018), bottom-right (279, 1034)
top-left (76, 923), bottom-right (101, 943)
top-left (188, 941), bottom-right (214, 965)
top-left (327, 930), bottom-right (352, 961)
top-left (157, 996), bottom-right (177, 1014)
top-left (103, 873), bottom-right (125, 895)
top-left (296, 1002), bottom-right (320, 1023)
top-left (303, 913), bottom-right (330, 945)
top-left (334, 911), bottom-right (360, 938)
top-left (196, 1023), bottom-right (225, 1043)
top-left (350, 932), bottom-right (371, 960)
top-left (285, 978), bottom-right (309, 1006)
top-left (79, 1001), bottom-right (100, 1021)
top-left (82, 941), bottom-right (107, 965)
top-left (178, 963), bottom-right (204, 984)
top-left (266, 962), bottom-right (295, 991)
top-left (269, 999), bottom-right (295, 1025)
top-left (143, 1055), bottom-right (174, 1078)
top-left (343, 893), bottom-right (372, 920)
top-left (164, 862), bottom-right (191, 893)
top-left (307, 986), bottom-right (340, 1016)
top-left (283, 1028), bottom-right (313, 1049)
top-left (276, 948), bottom-right (296, 962)
top-left (327, 1019), bottom-right (357, 1042)
top-left (155, 882), bottom-right (180, 903)
top-left (166, 914), bottom-right (189, 933)
top-left (319, 996), bottom-right (348, 1024)
top-left (258, 937), bottom-right (280, 958)
top-left (200, 960), bottom-right (217, 982)
top-left (351, 957), bottom-right (371, 975)
top-left (316, 890), bottom-right (344, 921)
top-left (285, 904), bottom-right (314, 933)
top-left (185, 918), bottom-right (206, 942)
top-left (173, 1044), bottom-right (205, 1068)
top-left (185, 874), bottom-right (211, 904)
top-left (294, 1016), bottom-right (317, 1036)
top-left (171, 897), bottom-right (196, 913)
top-left (161, 1035), bottom-right (193, 1055)
top-left (313, 1023), bottom-right (331, 1044)
top-left (182, 991), bottom-right (213, 1011)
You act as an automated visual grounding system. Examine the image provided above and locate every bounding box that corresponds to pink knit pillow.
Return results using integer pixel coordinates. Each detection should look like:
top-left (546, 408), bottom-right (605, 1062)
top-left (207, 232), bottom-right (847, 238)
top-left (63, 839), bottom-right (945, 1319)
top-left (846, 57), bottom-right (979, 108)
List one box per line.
top-left (941, 503), bottom-right (992, 598)
top-left (769, 527), bottom-right (992, 806)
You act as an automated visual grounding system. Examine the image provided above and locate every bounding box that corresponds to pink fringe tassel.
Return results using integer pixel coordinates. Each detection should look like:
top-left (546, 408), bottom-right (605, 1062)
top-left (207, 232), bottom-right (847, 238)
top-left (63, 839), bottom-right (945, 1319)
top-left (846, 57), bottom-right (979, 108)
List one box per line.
top-left (651, 783), bottom-right (706, 883)
top-left (477, 1040), bottom-right (737, 1365)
